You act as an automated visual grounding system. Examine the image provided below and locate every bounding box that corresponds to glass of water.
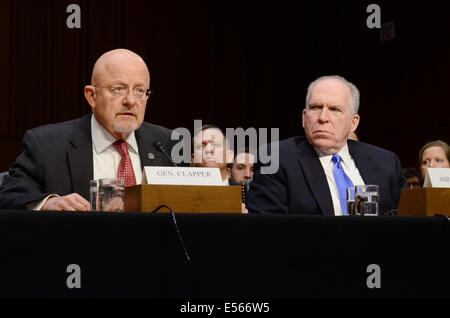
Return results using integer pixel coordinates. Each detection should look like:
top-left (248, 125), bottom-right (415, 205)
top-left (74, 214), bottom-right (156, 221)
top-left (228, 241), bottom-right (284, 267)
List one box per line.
top-left (90, 178), bottom-right (125, 212)
top-left (346, 187), bottom-right (356, 216)
top-left (355, 185), bottom-right (379, 216)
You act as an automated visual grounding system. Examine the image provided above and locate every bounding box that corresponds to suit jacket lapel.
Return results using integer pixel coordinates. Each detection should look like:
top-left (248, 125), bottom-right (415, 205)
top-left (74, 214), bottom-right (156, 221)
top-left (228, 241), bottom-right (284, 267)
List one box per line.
top-left (296, 139), bottom-right (335, 216)
top-left (348, 141), bottom-right (380, 185)
top-left (67, 114), bottom-right (93, 200)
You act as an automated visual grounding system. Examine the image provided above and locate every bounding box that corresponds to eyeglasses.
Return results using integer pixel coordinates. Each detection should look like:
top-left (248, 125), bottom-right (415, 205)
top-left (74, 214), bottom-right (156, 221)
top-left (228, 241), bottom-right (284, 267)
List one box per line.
top-left (94, 85), bottom-right (151, 100)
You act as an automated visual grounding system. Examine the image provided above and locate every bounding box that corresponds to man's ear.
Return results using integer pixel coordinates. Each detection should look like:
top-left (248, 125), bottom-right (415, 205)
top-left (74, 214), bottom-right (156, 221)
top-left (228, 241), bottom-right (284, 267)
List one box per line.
top-left (302, 109), bottom-right (306, 129)
top-left (84, 85), bottom-right (96, 109)
top-left (351, 114), bottom-right (360, 132)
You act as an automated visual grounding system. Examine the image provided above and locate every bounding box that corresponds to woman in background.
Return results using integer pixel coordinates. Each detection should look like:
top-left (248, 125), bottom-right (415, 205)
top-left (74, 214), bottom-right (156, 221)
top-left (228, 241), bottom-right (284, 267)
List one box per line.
top-left (418, 140), bottom-right (450, 179)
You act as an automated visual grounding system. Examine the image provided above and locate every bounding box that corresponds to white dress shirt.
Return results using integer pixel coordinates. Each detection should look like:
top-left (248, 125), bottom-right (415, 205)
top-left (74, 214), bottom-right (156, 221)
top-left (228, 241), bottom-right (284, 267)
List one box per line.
top-left (31, 115), bottom-right (143, 210)
top-left (91, 115), bottom-right (142, 183)
top-left (316, 143), bottom-right (365, 216)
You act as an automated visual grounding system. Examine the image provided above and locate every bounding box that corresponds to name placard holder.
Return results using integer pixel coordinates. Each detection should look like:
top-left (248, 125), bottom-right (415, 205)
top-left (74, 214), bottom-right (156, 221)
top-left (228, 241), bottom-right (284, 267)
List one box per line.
top-left (124, 185), bottom-right (242, 213)
top-left (129, 167), bottom-right (240, 213)
top-left (423, 168), bottom-right (450, 188)
top-left (142, 166), bottom-right (223, 186)
top-left (398, 188), bottom-right (450, 216)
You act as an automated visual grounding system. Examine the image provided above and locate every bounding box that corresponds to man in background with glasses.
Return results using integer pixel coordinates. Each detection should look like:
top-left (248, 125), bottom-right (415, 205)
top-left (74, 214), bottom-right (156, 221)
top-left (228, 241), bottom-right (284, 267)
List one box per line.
top-left (0, 49), bottom-right (179, 211)
top-left (191, 124), bottom-right (234, 185)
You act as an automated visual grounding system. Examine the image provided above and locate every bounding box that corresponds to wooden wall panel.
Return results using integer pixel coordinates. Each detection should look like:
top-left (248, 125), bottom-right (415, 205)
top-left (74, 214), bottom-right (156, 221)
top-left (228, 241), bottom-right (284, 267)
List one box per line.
top-left (0, 0), bottom-right (9, 136)
top-left (85, 0), bottom-right (118, 66)
top-left (338, 1), bottom-right (450, 168)
top-left (51, 0), bottom-right (87, 123)
top-left (0, 0), bottom-right (449, 172)
top-left (146, 0), bottom-right (183, 128)
top-left (15, 0), bottom-right (48, 134)
top-left (180, 0), bottom-right (214, 130)
top-left (122, 0), bottom-right (152, 59)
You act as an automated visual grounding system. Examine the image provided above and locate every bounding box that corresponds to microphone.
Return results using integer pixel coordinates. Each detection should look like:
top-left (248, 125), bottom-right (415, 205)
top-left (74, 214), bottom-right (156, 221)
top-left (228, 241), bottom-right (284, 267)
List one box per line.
top-left (154, 141), bottom-right (178, 167)
top-left (241, 178), bottom-right (252, 205)
top-left (244, 178), bottom-right (252, 193)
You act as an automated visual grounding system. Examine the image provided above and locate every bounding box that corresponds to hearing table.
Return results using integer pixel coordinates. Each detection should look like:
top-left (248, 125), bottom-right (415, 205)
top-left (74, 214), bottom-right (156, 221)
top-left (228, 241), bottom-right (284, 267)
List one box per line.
top-left (0, 210), bottom-right (448, 298)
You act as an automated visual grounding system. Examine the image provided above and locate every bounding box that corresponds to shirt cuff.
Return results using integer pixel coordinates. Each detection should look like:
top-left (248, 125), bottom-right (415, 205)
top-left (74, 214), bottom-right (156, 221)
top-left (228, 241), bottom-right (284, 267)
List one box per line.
top-left (27, 194), bottom-right (60, 211)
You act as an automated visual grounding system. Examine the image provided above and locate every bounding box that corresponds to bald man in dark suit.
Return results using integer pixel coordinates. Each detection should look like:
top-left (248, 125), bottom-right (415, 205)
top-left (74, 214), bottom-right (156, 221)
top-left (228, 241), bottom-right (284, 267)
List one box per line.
top-left (0, 49), bottom-right (179, 211)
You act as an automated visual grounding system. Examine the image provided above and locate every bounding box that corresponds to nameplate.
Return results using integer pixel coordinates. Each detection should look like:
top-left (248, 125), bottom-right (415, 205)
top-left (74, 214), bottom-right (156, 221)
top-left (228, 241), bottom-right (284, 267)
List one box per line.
top-left (142, 166), bottom-right (224, 186)
top-left (423, 168), bottom-right (450, 188)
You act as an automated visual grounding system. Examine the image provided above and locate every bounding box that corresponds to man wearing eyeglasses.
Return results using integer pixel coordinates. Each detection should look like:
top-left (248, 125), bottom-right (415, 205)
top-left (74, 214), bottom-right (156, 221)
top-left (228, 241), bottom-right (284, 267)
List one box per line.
top-left (191, 124), bottom-right (234, 185)
top-left (0, 49), bottom-right (179, 211)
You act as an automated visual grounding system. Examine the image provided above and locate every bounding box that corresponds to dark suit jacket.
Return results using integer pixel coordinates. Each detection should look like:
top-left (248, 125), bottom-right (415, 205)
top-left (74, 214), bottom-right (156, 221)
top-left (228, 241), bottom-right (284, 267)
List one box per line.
top-left (0, 114), bottom-right (182, 209)
top-left (247, 136), bottom-right (406, 215)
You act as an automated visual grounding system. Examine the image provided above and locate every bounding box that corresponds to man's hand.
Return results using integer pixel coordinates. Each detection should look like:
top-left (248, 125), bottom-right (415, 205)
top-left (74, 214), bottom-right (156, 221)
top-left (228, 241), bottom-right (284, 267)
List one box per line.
top-left (42, 193), bottom-right (90, 211)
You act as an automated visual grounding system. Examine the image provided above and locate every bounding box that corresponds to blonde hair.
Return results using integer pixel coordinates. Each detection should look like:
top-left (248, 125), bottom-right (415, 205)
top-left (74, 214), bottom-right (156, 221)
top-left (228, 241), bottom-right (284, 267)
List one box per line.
top-left (418, 140), bottom-right (450, 166)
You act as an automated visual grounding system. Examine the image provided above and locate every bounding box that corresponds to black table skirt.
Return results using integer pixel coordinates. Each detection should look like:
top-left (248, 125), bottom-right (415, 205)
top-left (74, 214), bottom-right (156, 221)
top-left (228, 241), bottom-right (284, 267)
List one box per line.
top-left (0, 210), bottom-right (449, 298)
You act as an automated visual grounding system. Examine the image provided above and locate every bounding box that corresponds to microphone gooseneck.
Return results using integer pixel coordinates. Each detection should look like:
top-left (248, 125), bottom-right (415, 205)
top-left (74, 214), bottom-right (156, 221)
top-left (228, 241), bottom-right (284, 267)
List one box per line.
top-left (154, 141), bottom-right (178, 167)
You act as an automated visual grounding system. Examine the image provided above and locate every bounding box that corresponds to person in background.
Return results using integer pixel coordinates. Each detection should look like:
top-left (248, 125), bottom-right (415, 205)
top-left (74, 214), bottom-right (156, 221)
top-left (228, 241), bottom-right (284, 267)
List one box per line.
top-left (402, 167), bottom-right (422, 189)
top-left (191, 124), bottom-right (234, 185)
top-left (230, 147), bottom-right (255, 185)
top-left (418, 140), bottom-right (450, 179)
top-left (191, 124), bottom-right (248, 213)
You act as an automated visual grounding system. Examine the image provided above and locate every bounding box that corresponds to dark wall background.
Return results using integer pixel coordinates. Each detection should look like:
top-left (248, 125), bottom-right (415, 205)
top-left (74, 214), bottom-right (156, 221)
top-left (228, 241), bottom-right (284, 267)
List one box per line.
top-left (1, 0), bottom-right (449, 171)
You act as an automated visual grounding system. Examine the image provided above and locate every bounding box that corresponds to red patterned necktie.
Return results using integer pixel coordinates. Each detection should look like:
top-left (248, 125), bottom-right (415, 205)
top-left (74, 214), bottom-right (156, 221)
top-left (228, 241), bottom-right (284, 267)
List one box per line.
top-left (113, 140), bottom-right (136, 187)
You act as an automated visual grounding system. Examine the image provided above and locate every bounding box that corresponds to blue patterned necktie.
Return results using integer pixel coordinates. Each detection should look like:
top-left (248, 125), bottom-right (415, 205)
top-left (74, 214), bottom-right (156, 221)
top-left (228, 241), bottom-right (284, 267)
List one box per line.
top-left (332, 154), bottom-right (354, 215)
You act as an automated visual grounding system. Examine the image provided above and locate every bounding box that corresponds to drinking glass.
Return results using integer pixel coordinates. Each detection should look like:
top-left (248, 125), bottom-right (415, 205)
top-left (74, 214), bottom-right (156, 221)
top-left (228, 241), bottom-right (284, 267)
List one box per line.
top-left (355, 184), bottom-right (379, 216)
top-left (89, 178), bottom-right (125, 212)
top-left (346, 187), bottom-right (356, 216)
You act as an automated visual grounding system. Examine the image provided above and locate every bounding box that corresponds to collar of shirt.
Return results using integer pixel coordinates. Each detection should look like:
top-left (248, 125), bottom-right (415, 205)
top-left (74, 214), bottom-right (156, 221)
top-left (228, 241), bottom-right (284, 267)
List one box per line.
top-left (91, 114), bottom-right (139, 155)
top-left (316, 143), bottom-right (353, 171)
